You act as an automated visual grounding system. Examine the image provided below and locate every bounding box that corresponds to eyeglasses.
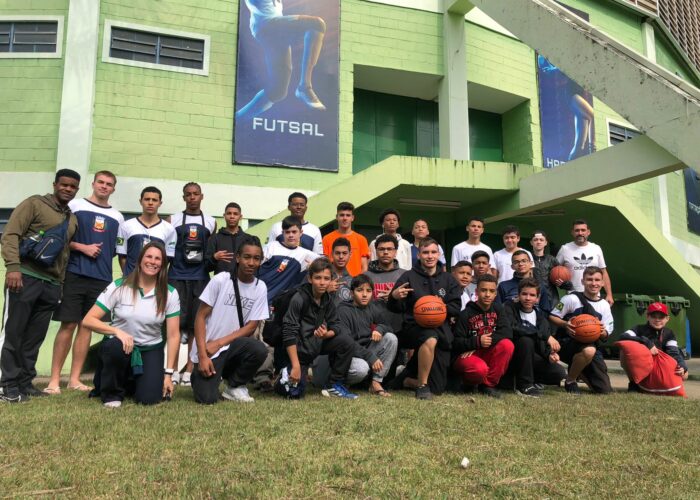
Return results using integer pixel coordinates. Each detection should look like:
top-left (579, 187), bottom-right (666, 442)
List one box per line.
top-left (512, 259), bottom-right (531, 265)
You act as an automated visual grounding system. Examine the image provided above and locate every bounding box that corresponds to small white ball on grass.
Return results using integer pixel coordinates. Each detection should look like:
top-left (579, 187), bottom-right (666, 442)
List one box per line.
top-left (460, 457), bottom-right (470, 469)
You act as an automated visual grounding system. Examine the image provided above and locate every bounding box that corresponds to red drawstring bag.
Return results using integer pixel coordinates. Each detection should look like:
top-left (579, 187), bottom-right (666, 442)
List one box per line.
top-left (616, 341), bottom-right (653, 383)
top-left (638, 350), bottom-right (686, 397)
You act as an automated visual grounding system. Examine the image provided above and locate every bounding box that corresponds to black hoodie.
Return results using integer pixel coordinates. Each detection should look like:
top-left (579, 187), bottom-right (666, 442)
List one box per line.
top-left (453, 300), bottom-right (510, 357)
top-left (498, 300), bottom-right (552, 358)
top-left (337, 300), bottom-right (391, 365)
top-left (205, 227), bottom-right (247, 274)
top-left (365, 258), bottom-right (406, 333)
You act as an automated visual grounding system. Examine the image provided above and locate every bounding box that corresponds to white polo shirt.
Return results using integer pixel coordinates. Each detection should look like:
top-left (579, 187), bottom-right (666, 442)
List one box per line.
top-left (190, 272), bottom-right (269, 363)
top-left (96, 279), bottom-right (180, 346)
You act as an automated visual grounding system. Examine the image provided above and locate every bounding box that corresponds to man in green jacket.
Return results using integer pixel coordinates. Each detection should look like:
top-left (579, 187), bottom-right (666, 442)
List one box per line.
top-left (1, 169), bottom-right (80, 403)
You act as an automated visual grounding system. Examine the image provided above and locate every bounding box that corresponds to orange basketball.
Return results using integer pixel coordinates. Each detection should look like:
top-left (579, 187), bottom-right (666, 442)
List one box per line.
top-left (413, 295), bottom-right (447, 328)
top-left (570, 314), bottom-right (602, 343)
top-left (550, 265), bottom-right (572, 284)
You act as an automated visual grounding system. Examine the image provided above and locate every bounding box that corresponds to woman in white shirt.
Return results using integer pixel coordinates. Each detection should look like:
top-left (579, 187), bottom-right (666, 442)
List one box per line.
top-left (83, 242), bottom-right (180, 408)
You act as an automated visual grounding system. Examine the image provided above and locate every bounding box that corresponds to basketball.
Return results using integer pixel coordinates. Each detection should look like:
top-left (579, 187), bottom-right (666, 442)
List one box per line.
top-left (413, 295), bottom-right (447, 328)
top-left (570, 314), bottom-right (602, 343)
top-left (550, 265), bottom-right (572, 284)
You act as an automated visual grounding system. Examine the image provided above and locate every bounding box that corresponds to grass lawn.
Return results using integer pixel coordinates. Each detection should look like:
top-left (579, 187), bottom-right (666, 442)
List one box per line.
top-left (1, 387), bottom-right (699, 498)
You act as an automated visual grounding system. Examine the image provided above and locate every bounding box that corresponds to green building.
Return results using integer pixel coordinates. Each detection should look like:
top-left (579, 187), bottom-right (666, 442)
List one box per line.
top-left (2, 0), bottom-right (700, 368)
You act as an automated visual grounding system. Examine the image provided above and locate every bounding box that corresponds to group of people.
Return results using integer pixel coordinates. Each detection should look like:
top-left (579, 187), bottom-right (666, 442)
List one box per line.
top-left (0, 170), bottom-right (689, 406)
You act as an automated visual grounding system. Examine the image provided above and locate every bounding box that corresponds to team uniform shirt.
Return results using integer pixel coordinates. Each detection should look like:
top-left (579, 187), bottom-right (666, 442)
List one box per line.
top-left (550, 293), bottom-right (614, 335)
top-left (168, 212), bottom-right (216, 280)
top-left (95, 278), bottom-right (180, 347)
top-left (259, 241), bottom-right (318, 300)
top-left (556, 241), bottom-right (607, 292)
top-left (190, 272), bottom-right (268, 363)
top-left (66, 198), bottom-right (124, 283)
top-left (410, 243), bottom-right (446, 268)
top-left (369, 234), bottom-right (413, 270)
top-left (493, 248), bottom-right (534, 284)
top-left (451, 241), bottom-right (494, 268)
top-left (267, 220), bottom-right (323, 254)
top-left (117, 218), bottom-right (177, 276)
top-left (322, 230), bottom-right (370, 277)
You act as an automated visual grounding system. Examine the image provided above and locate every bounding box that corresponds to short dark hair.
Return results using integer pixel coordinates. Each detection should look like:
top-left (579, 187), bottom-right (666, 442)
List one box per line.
top-left (583, 266), bottom-right (603, 278)
top-left (337, 201), bottom-right (354, 212)
top-left (55, 169), bottom-right (81, 183)
top-left (518, 277), bottom-right (540, 294)
top-left (225, 202), bottom-right (241, 212)
top-left (182, 182), bottom-right (201, 193)
top-left (288, 192), bottom-right (307, 204)
top-left (476, 274), bottom-right (497, 286)
top-left (93, 170), bottom-right (116, 184)
top-left (236, 235), bottom-right (262, 255)
top-left (375, 233), bottom-right (398, 249)
top-left (332, 237), bottom-right (351, 251)
top-left (572, 218), bottom-right (588, 227)
top-left (531, 229), bottom-right (548, 240)
top-left (350, 274), bottom-right (374, 290)
top-left (502, 225), bottom-right (520, 237)
top-left (418, 237), bottom-right (439, 250)
top-left (467, 216), bottom-right (485, 225)
top-left (511, 249), bottom-right (530, 262)
top-left (471, 250), bottom-right (490, 262)
top-left (452, 260), bottom-right (473, 270)
top-left (379, 208), bottom-right (401, 225)
top-left (308, 257), bottom-right (333, 277)
top-left (140, 186), bottom-right (162, 200)
top-left (281, 216), bottom-right (302, 231)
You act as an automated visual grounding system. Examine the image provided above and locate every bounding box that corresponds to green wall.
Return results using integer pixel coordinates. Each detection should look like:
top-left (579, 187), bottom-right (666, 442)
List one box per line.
top-left (0, 0), bottom-right (68, 173)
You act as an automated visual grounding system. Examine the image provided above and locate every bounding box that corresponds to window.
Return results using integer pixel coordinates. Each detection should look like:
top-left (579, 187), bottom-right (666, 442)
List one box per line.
top-left (0, 16), bottom-right (63, 58)
top-left (103, 20), bottom-right (210, 76)
top-left (609, 123), bottom-right (641, 145)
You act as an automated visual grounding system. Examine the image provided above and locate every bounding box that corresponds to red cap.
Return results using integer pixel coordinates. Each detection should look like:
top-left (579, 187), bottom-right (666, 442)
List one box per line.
top-left (647, 302), bottom-right (669, 316)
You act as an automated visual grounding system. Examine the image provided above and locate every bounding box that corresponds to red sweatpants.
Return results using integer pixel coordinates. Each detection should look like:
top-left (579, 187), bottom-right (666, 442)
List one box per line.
top-left (453, 339), bottom-right (514, 387)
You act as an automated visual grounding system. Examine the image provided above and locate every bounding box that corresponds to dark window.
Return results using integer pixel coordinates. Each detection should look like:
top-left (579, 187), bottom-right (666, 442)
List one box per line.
top-left (0, 21), bottom-right (58, 53)
top-left (609, 123), bottom-right (641, 145)
top-left (110, 27), bottom-right (204, 70)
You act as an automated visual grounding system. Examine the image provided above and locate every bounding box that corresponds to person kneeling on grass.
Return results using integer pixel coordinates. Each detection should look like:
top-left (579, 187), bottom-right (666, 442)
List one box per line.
top-left (278, 258), bottom-right (358, 399)
top-left (387, 238), bottom-right (461, 400)
top-left (619, 302), bottom-right (689, 392)
top-left (452, 274), bottom-right (514, 399)
top-left (336, 274), bottom-right (398, 397)
top-left (191, 236), bottom-right (269, 404)
top-left (499, 278), bottom-right (566, 397)
top-left (82, 242), bottom-right (180, 408)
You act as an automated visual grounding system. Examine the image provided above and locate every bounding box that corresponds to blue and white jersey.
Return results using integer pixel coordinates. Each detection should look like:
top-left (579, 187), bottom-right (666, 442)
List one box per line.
top-left (66, 198), bottom-right (124, 283)
top-left (267, 220), bottom-right (323, 254)
top-left (116, 217), bottom-right (176, 276)
top-left (258, 241), bottom-right (318, 301)
top-left (168, 212), bottom-right (216, 280)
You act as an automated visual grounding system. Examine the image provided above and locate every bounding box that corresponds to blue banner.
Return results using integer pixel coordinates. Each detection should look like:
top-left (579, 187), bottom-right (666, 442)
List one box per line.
top-left (234, 0), bottom-right (340, 171)
top-left (684, 168), bottom-right (700, 236)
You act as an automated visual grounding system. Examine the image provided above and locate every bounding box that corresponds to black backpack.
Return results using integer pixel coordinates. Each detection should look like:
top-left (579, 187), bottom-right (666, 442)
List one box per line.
top-left (262, 286), bottom-right (305, 347)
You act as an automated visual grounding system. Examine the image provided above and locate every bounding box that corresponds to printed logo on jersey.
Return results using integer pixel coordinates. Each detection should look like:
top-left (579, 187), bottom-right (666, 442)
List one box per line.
top-left (466, 311), bottom-right (498, 336)
top-left (277, 259), bottom-right (290, 273)
top-left (224, 293), bottom-right (256, 314)
top-left (572, 254), bottom-right (593, 270)
top-left (555, 302), bottom-right (564, 311)
top-left (188, 225), bottom-right (198, 240)
top-left (116, 236), bottom-right (124, 246)
top-left (437, 288), bottom-right (446, 298)
top-left (93, 215), bottom-right (106, 233)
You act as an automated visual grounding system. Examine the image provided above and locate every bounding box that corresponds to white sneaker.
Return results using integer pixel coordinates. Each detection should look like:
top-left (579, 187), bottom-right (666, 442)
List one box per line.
top-left (222, 385), bottom-right (255, 403)
top-left (181, 372), bottom-right (192, 387)
top-left (103, 400), bottom-right (122, 409)
top-left (171, 372), bottom-right (181, 385)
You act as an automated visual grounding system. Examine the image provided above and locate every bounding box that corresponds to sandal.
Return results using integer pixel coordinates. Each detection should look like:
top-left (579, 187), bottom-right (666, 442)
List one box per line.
top-left (369, 386), bottom-right (391, 397)
top-left (42, 386), bottom-right (61, 395)
top-left (67, 383), bottom-right (91, 392)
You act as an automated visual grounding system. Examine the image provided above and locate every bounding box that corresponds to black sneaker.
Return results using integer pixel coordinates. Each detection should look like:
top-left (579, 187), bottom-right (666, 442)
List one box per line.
top-left (565, 380), bottom-right (581, 395)
top-left (0, 387), bottom-right (24, 403)
top-left (627, 381), bottom-right (642, 393)
top-left (533, 383), bottom-right (545, 390)
top-left (478, 385), bottom-right (502, 399)
top-left (415, 384), bottom-right (433, 400)
top-left (20, 385), bottom-right (48, 398)
top-left (516, 385), bottom-right (544, 398)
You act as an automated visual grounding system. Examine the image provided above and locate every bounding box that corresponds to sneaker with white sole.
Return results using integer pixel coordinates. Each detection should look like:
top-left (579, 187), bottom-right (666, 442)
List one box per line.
top-left (222, 385), bottom-right (255, 403)
top-left (171, 372), bottom-right (181, 386)
top-left (181, 372), bottom-right (192, 387)
top-left (322, 382), bottom-right (359, 400)
top-left (103, 400), bottom-right (122, 408)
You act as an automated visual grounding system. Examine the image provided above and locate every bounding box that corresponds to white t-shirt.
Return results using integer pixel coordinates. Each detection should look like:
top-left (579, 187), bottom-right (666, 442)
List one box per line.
top-left (460, 285), bottom-right (475, 311)
top-left (96, 279), bottom-right (180, 346)
top-left (493, 248), bottom-right (534, 284)
top-left (550, 293), bottom-right (614, 335)
top-left (451, 241), bottom-right (494, 267)
top-left (190, 272), bottom-right (269, 363)
top-left (267, 220), bottom-right (323, 254)
top-left (519, 309), bottom-right (537, 327)
top-left (369, 234), bottom-right (413, 270)
top-left (556, 242), bottom-right (607, 292)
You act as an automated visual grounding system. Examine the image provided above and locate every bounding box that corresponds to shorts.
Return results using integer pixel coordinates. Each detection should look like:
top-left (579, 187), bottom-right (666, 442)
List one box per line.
top-left (558, 336), bottom-right (595, 365)
top-left (168, 279), bottom-right (209, 336)
top-left (53, 272), bottom-right (110, 323)
top-left (400, 323), bottom-right (451, 351)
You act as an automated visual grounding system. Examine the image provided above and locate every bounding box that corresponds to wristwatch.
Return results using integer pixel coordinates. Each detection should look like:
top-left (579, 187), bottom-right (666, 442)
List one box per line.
top-left (164, 368), bottom-right (175, 376)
